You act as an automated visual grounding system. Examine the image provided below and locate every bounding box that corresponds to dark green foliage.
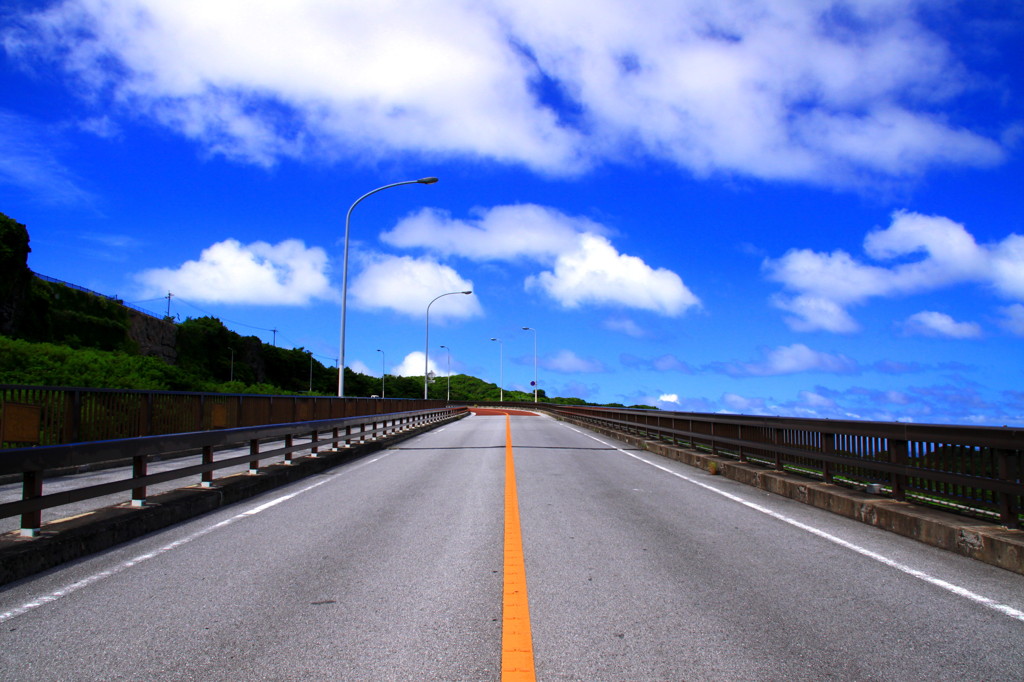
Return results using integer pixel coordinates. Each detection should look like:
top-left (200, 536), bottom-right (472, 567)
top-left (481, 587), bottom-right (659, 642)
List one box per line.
top-left (0, 335), bottom-right (187, 390)
top-left (0, 213), bottom-right (33, 336)
top-left (0, 212), bottom-right (30, 284)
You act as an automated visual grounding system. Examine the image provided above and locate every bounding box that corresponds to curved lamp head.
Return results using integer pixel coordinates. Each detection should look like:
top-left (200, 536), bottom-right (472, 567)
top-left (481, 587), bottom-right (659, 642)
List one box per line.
top-left (462, 290), bottom-right (472, 295)
top-left (417, 177), bottom-right (439, 184)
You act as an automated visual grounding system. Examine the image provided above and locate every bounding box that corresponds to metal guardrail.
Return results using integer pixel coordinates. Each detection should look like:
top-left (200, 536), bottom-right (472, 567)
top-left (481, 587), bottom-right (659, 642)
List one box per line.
top-left (496, 402), bottom-right (1024, 529)
top-left (0, 406), bottom-right (466, 536)
top-left (1, 385), bottom-right (448, 447)
top-left (33, 272), bottom-right (163, 319)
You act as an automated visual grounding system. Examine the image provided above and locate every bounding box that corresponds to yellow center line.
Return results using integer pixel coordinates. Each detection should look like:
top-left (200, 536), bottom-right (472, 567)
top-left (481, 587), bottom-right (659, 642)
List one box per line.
top-left (502, 414), bottom-right (536, 681)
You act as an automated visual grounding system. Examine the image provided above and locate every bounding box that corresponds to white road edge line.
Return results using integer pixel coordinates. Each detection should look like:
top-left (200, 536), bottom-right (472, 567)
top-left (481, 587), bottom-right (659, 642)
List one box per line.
top-left (567, 426), bottom-right (1024, 624)
top-left (0, 451), bottom-right (395, 623)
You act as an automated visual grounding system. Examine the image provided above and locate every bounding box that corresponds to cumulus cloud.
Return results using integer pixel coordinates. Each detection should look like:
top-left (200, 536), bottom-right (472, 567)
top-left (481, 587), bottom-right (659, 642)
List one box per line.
top-left (393, 351), bottom-right (439, 378)
top-left (387, 204), bottom-right (698, 316)
top-left (348, 254), bottom-right (480, 319)
top-left (134, 238), bottom-right (335, 305)
top-left (711, 343), bottom-right (859, 377)
top-left (348, 359), bottom-right (374, 377)
top-left (526, 234), bottom-right (699, 315)
top-left (5, 1), bottom-right (1006, 184)
top-left (902, 311), bottom-right (982, 339)
top-left (766, 211), bottom-right (1024, 332)
top-left (543, 349), bottom-right (607, 373)
top-left (382, 204), bottom-right (603, 262)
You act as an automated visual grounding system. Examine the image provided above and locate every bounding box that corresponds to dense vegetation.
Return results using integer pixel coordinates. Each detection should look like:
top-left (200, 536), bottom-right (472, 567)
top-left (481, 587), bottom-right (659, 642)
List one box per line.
top-left (0, 211), bottom-right (651, 406)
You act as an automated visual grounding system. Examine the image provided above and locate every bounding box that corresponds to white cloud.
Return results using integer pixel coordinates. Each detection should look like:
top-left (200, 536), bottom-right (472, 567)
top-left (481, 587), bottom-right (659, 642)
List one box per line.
top-left (6, 1), bottom-right (1006, 184)
top-left (657, 394), bottom-right (680, 404)
top-left (348, 254), bottom-right (480, 319)
top-left (713, 343), bottom-right (859, 377)
top-left (382, 204), bottom-right (603, 263)
top-left (766, 211), bottom-right (1024, 332)
top-left (134, 238), bottom-right (335, 305)
top-left (387, 204), bottom-right (697, 317)
top-left (998, 304), bottom-right (1024, 337)
top-left (543, 349), bottom-right (606, 373)
top-left (393, 351), bottom-right (438, 378)
top-left (526, 234), bottom-right (699, 315)
top-left (348, 359), bottom-right (374, 376)
top-left (903, 311), bottom-right (982, 339)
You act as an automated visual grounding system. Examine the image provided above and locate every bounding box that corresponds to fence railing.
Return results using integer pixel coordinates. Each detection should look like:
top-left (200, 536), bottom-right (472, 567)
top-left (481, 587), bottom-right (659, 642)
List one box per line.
top-left (1, 385), bottom-right (448, 447)
top-left (505, 403), bottom-right (1024, 529)
top-left (0, 406), bottom-right (467, 535)
top-left (34, 272), bottom-right (163, 319)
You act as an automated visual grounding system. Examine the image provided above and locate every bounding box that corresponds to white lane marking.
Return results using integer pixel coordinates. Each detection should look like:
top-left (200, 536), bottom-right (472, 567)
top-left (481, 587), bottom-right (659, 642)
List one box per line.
top-left (0, 451), bottom-right (395, 623)
top-left (568, 426), bottom-right (1024, 624)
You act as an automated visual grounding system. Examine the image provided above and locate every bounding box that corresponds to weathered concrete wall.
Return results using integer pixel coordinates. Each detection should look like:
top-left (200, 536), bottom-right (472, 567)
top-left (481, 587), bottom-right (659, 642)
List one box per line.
top-left (127, 309), bottom-right (177, 363)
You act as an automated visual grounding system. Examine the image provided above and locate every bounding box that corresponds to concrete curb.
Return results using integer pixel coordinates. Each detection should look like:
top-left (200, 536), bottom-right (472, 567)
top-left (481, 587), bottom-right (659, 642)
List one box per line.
top-left (0, 414), bottom-right (466, 586)
top-left (556, 415), bottom-right (1024, 576)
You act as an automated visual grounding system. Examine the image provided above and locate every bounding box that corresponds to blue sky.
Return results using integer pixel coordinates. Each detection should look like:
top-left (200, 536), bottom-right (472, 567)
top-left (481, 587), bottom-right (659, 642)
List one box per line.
top-left (2, 0), bottom-right (1023, 425)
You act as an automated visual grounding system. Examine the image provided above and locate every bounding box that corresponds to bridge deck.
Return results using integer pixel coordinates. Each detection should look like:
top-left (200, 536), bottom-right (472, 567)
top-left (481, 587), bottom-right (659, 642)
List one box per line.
top-left (1, 413), bottom-right (1022, 680)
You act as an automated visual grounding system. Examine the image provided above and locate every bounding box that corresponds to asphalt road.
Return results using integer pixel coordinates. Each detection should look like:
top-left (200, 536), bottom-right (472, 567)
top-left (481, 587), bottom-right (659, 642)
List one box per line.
top-left (1, 413), bottom-right (1022, 681)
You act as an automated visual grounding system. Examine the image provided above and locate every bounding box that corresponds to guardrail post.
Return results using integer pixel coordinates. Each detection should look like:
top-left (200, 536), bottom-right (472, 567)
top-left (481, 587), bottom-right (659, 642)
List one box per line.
top-left (889, 439), bottom-right (908, 501)
top-left (773, 428), bottom-right (783, 471)
top-left (131, 455), bottom-right (147, 506)
top-left (21, 471), bottom-right (42, 537)
top-left (343, 424), bottom-right (353, 447)
top-left (284, 434), bottom-right (294, 465)
top-left (310, 429), bottom-right (319, 456)
top-left (201, 445), bottom-right (214, 486)
top-left (248, 439), bottom-right (260, 474)
top-left (737, 425), bottom-right (746, 463)
top-left (822, 432), bottom-right (835, 483)
top-left (997, 449), bottom-right (1021, 529)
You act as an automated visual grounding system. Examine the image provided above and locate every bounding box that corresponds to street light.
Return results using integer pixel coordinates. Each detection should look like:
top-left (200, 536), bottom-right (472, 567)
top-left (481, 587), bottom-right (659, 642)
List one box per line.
top-left (522, 326), bottom-right (537, 403)
top-left (440, 345), bottom-right (451, 401)
top-left (425, 290), bottom-right (472, 399)
top-left (338, 177), bottom-right (438, 397)
top-left (376, 348), bottom-right (385, 398)
top-left (490, 337), bottom-right (503, 402)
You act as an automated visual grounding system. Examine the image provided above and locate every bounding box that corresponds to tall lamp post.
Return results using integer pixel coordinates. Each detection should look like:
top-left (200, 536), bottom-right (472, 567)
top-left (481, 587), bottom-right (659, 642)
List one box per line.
top-left (490, 337), bottom-right (503, 402)
top-left (425, 291), bottom-right (472, 399)
top-left (376, 348), bottom-right (385, 398)
top-left (440, 344), bottom-right (451, 401)
top-left (522, 326), bottom-right (537, 402)
top-left (338, 177), bottom-right (438, 397)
